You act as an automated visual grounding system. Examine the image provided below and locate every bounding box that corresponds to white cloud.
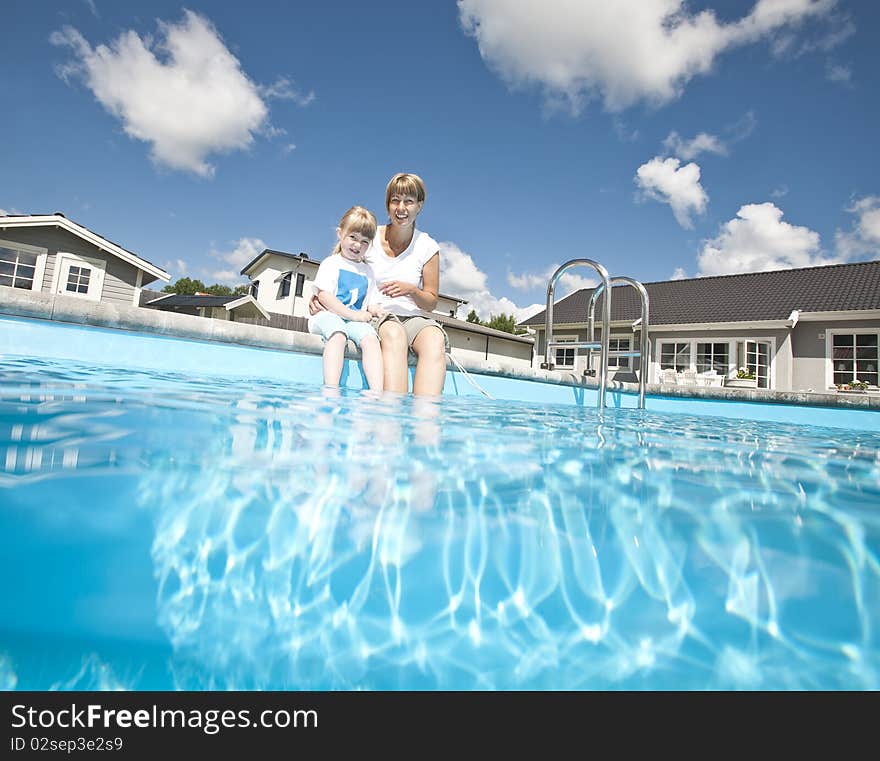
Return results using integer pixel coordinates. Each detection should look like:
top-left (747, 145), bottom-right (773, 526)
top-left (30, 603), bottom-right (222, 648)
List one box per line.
top-left (635, 157), bottom-right (709, 228)
top-left (209, 237), bottom-right (266, 285)
top-left (50, 11), bottom-right (290, 177)
top-left (670, 267), bottom-right (688, 280)
top-left (507, 265), bottom-right (597, 298)
top-left (835, 196), bottom-right (880, 258)
top-left (663, 111), bottom-right (756, 160)
top-left (698, 202), bottom-right (838, 275)
top-left (663, 131), bottom-right (728, 160)
top-left (84, 0), bottom-right (98, 19)
top-left (439, 241), bottom-right (543, 323)
top-left (770, 185), bottom-right (789, 198)
top-left (260, 77), bottom-right (315, 106)
top-left (458, 0), bottom-right (837, 113)
top-left (825, 61), bottom-right (852, 84)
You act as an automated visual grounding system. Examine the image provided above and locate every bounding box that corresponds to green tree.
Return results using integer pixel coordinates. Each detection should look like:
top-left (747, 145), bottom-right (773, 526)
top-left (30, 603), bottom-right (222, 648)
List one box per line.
top-left (162, 278), bottom-right (250, 296)
top-left (466, 309), bottom-right (481, 324)
top-left (486, 313), bottom-right (517, 334)
top-left (163, 277), bottom-right (206, 294)
top-left (203, 283), bottom-right (234, 296)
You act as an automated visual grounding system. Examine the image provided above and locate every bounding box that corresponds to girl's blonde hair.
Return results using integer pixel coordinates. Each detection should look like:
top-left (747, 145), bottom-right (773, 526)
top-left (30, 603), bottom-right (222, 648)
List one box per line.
top-left (385, 172), bottom-right (427, 213)
top-left (332, 205), bottom-right (377, 255)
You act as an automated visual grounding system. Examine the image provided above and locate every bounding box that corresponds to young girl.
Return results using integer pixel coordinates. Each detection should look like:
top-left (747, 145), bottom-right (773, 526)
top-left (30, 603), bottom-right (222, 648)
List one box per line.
top-left (308, 206), bottom-right (385, 391)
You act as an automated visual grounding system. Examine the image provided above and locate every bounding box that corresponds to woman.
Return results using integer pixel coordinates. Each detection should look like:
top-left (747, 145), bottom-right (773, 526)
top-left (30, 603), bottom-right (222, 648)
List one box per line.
top-left (311, 172), bottom-right (447, 396)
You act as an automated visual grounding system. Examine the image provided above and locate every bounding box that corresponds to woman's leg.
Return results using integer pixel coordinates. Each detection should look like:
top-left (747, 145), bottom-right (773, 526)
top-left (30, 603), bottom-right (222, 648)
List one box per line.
top-left (411, 326), bottom-right (447, 396)
top-left (322, 332), bottom-right (347, 386)
top-left (378, 320), bottom-right (409, 393)
top-left (359, 334), bottom-right (384, 392)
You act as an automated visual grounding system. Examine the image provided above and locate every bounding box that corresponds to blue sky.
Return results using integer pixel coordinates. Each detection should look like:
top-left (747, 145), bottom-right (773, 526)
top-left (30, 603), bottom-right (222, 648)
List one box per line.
top-left (3, 0), bottom-right (879, 320)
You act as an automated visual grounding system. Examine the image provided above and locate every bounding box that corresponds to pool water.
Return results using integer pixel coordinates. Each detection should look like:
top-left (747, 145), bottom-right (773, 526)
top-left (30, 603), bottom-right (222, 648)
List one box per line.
top-left (1, 354), bottom-right (878, 690)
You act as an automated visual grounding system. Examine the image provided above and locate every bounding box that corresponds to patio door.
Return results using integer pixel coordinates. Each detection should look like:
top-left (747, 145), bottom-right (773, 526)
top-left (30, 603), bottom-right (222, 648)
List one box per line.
top-left (745, 340), bottom-right (771, 389)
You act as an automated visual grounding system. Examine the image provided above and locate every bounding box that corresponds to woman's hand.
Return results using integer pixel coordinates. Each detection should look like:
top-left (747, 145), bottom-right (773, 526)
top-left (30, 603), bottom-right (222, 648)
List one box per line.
top-left (367, 304), bottom-right (388, 319)
top-left (378, 280), bottom-right (414, 299)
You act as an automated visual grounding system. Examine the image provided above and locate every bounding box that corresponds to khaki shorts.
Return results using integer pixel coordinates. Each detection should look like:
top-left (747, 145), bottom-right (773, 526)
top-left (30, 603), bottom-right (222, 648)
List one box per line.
top-left (371, 313), bottom-right (448, 351)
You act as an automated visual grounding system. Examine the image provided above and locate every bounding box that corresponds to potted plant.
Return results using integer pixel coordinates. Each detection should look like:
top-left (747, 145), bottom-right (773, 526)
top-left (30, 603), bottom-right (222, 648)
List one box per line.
top-left (725, 367), bottom-right (758, 389)
top-left (837, 380), bottom-right (869, 394)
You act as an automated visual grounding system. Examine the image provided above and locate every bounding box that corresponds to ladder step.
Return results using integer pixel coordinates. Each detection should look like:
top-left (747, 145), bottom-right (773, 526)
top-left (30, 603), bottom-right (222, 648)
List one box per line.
top-left (546, 341), bottom-right (603, 350)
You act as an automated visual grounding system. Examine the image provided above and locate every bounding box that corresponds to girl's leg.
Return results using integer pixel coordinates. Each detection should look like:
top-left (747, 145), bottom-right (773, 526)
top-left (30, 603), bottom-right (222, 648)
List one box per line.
top-left (378, 320), bottom-right (409, 393)
top-left (322, 332), bottom-right (347, 386)
top-left (411, 326), bottom-right (447, 396)
top-left (359, 335), bottom-right (384, 391)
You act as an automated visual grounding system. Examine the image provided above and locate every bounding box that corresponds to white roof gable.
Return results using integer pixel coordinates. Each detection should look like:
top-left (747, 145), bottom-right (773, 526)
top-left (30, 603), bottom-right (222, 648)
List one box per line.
top-left (0, 214), bottom-right (170, 281)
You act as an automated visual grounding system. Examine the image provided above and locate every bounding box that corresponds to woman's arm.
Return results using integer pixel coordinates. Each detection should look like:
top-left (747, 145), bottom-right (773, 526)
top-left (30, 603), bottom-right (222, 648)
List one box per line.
top-left (316, 290), bottom-right (370, 322)
top-left (379, 253), bottom-right (439, 312)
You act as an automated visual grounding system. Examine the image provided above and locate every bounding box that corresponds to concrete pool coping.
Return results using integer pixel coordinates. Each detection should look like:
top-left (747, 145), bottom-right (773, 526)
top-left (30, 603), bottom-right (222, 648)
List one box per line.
top-left (2, 285), bottom-right (880, 412)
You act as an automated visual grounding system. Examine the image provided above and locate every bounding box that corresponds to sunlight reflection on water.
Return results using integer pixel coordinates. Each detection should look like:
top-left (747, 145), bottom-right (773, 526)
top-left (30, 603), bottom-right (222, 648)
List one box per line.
top-left (1, 356), bottom-right (878, 689)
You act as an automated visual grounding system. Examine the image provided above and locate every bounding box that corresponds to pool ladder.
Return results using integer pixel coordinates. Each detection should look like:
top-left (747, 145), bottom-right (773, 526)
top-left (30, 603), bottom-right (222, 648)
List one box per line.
top-left (539, 259), bottom-right (650, 409)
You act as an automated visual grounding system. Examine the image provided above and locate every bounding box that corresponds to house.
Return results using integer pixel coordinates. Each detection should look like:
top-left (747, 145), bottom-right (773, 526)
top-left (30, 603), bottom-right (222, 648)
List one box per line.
top-left (239, 249), bottom-right (318, 322)
top-left (519, 260), bottom-right (880, 393)
top-left (0, 213), bottom-right (170, 304)
top-left (143, 292), bottom-right (271, 321)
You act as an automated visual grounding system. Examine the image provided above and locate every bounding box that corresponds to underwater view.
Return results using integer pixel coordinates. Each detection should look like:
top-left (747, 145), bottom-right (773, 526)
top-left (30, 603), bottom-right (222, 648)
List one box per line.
top-left (1, 354), bottom-right (879, 690)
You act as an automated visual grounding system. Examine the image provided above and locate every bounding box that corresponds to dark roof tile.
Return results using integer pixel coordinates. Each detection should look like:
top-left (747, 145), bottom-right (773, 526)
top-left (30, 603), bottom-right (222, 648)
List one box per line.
top-left (520, 260), bottom-right (880, 326)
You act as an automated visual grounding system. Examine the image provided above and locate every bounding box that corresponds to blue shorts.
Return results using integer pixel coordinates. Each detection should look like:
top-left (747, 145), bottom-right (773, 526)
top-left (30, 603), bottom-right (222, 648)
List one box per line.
top-left (308, 312), bottom-right (378, 347)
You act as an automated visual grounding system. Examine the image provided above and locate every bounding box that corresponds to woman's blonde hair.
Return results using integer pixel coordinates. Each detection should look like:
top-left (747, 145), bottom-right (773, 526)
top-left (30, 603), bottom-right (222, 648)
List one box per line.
top-left (332, 205), bottom-right (377, 255)
top-left (385, 172), bottom-right (427, 213)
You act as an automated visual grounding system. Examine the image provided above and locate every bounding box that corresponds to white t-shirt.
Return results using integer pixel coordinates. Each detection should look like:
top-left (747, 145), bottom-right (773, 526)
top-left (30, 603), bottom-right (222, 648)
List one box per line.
top-left (365, 226), bottom-right (439, 316)
top-left (307, 255), bottom-right (377, 330)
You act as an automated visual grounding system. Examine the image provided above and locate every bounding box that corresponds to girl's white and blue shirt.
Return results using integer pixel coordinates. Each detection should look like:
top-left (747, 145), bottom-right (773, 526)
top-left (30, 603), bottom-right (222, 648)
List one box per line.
top-left (307, 255), bottom-right (377, 330)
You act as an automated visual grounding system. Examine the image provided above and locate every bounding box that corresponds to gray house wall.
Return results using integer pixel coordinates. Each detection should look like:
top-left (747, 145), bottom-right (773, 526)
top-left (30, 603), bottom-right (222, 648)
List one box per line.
top-left (536, 325), bottom-right (796, 387)
top-left (1, 226), bottom-right (156, 305)
top-left (646, 327), bottom-right (791, 388)
top-left (534, 326), bottom-right (645, 377)
top-left (446, 328), bottom-right (533, 368)
top-left (791, 319), bottom-right (880, 391)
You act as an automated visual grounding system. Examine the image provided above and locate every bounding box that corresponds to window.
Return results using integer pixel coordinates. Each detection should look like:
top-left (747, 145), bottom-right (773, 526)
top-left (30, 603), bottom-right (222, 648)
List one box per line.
top-left (553, 336), bottom-right (576, 368)
top-left (279, 273), bottom-right (291, 298)
top-left (250, 280), bottom-right (259, 298)
top-left (0, 245), bottom-right (39, 290)
top-left (65, 265), bottom-right (91, 294)
top-left (608, 337), bottom-right (631, 369)
top-left (295, 272), bottom-right (305, 297)
top-left (696, 342), bottom-right (728, 374)
top-left (832, 333), bottom-right (878, 386)
top-left (660, 342), bottom-right (690, 372)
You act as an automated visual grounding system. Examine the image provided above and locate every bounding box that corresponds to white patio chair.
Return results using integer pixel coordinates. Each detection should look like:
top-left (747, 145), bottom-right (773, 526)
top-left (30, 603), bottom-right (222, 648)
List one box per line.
top-left (678, 369), bottom-right (698, 386)
top-left (660, 368), bottom-right (678, 385)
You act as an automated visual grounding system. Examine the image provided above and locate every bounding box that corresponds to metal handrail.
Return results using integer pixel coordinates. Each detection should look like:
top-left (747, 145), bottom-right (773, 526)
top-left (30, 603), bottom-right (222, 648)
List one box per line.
top-left (540, 259), bottom-right (612, 409)
top-left (587, 277), bottom-right (650, 408)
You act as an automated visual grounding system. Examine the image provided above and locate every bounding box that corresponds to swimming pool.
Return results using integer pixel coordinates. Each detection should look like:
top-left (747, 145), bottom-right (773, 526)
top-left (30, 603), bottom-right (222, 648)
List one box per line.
top-left (1, 317), bottom-right (879, 689)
